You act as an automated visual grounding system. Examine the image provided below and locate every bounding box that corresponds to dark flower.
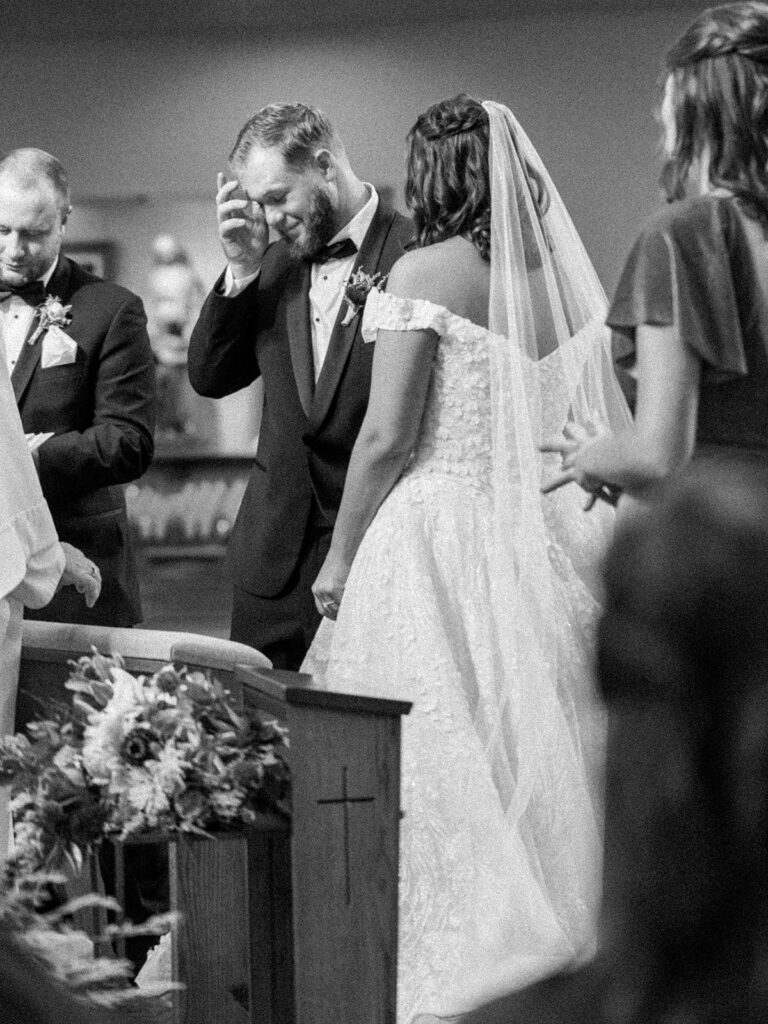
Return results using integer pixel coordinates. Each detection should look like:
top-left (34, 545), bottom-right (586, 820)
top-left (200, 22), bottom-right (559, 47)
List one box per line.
top-left (154, 666), bottom-right (182, 694)
top-left (341, 268), bottom-right (387, 325)
top-left (230, 760), bottom-right (264, 788)
top-left (174, 787), bottom-right (208, 824)
top-left (181, 676), bottom-right (215, 706)
top-left (119, 728), bottom-right (159, 766)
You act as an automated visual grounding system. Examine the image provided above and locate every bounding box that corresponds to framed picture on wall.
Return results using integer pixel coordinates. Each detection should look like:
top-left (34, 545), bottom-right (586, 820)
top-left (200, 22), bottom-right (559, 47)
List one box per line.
top-left (63, 241), bottom-right (117, 280)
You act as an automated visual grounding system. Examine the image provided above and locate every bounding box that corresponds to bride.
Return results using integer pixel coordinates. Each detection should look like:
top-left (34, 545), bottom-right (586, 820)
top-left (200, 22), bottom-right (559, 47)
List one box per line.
top-left (302, 94), bottom-right (630, 1022)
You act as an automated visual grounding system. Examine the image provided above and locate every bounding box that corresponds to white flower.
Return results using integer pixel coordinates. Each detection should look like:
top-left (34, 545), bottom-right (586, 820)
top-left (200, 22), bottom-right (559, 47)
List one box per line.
top-left (152, 745), bottom-right (186, 797)
top-left (125, 766), bottom-right (171, 822)
top-left (52, 746), bottom-right (86, 787)
top-left (28, 294), bottom-right (73, 346)
top-left (82, 668), bottom-right (145, 781)
top-left (209, 789), bottom-right (243, 819)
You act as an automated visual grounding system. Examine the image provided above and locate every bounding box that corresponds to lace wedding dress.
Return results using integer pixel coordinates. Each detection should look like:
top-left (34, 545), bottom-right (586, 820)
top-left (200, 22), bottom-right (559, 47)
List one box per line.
top-left (303, 289), bottom-right (607, 1023)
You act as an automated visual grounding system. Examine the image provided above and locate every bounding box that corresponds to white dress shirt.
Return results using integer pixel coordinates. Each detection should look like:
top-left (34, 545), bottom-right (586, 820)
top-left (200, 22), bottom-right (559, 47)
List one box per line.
top-left (0, 259), bottom-right (58, 377)
top-left (224, 185), bottom-right (379, 381)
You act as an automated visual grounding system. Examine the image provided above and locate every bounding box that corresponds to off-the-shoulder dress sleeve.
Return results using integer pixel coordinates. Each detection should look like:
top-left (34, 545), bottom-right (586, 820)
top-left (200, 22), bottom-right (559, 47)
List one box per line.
top-left (361, 289), bottom-right (449, 342)
top-left (607, 197), bottom-right (748, 385)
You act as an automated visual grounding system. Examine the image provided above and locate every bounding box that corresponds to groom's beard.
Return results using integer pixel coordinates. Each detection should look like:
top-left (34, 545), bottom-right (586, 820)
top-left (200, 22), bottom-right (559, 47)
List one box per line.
top-left (287, 186), bottom-right (337, 262)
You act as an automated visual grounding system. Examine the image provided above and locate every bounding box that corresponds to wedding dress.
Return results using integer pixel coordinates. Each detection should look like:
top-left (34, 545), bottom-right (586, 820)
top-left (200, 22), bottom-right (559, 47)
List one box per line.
top-left (303, 102), bottom-right (630, 1022)
top-left (305, 295), bottom-right (608, 1022)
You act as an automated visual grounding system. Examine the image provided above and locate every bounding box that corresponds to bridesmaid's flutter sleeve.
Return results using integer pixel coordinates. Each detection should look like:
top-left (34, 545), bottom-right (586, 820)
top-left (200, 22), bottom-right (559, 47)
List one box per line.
top-left (607, 197), bottom-right (748, 385)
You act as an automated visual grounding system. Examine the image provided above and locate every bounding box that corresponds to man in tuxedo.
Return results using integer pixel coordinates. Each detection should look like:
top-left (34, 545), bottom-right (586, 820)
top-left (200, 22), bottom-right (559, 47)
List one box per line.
top-left (0, 148), bottom-right (156, 626)
top-left (189, 103), bottom-right (413, 668)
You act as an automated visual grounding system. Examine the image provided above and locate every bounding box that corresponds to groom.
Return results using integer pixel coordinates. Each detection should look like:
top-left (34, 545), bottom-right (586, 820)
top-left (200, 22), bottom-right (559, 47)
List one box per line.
top-left (189, 103), bottom-right (413, 669)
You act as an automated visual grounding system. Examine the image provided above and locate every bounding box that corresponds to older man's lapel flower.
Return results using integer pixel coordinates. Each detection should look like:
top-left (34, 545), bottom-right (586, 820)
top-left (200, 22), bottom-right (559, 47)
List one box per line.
top-left (29, 295), bottom-right (73, 346)
top-left (340, 268), bottom-right (387, 327)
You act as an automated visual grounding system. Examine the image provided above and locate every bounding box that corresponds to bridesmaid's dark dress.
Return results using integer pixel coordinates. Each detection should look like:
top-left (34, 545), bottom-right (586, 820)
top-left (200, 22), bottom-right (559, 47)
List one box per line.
top-left (608, 193), bottom-right (768, 462)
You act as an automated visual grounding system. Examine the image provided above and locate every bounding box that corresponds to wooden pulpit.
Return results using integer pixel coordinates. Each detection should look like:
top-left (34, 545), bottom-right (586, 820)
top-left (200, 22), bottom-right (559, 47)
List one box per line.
top-left (17, 623), bottom-right (411, 1024)
top-left (232, 665), bottom-right (409, 1024)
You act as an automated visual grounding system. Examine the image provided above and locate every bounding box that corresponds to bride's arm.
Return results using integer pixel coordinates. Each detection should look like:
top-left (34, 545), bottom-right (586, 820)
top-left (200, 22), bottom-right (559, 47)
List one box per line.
top-left (312, 292), bottom-right (438, 618)
top-left (544, 323), bottom-right (701, 498)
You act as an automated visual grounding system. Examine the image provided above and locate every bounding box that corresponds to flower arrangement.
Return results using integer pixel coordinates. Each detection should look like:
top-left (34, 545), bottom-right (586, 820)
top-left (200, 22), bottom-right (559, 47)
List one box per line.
top-left (0, 651), bottom-right (290, 877)
top-left (341, 267), bottom-right (387, 326)
top-left (29, 294), bottom-right (72, 346)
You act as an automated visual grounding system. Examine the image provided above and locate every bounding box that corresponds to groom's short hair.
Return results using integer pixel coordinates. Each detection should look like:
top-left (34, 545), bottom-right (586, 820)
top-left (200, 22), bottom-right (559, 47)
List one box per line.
top-left (230, 103), bottom-right (343, 169)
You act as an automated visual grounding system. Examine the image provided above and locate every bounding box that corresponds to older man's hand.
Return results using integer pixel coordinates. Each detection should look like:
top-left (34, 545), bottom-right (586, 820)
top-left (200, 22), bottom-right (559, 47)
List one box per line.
top-left (59, 542), bottom-right (101, 608)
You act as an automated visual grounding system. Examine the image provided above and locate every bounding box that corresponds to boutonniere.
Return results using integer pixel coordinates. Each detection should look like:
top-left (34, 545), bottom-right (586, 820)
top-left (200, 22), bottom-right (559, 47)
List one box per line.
top-left (29, 295), bottom-right (73, 346)
top-left (340, 268), bottom-right (387, 327)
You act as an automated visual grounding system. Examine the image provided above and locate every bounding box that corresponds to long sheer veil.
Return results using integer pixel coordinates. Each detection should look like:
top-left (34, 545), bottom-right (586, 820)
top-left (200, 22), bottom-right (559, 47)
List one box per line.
top-left (478, 101), bottom-right (630, 903)
top-left (412, 106), bottom-right (630, 1020)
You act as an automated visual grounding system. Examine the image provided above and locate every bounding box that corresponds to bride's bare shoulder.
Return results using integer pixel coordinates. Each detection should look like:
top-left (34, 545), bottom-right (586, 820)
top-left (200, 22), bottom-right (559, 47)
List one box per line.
top-left (387, 237), bottom-right (489, 320)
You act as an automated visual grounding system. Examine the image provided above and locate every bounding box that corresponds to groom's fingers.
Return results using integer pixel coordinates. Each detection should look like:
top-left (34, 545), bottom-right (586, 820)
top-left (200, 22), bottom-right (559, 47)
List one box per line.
top-left (218, 200), bottom-right (253, 233)
top-left (219, 197), bottom-right (250, 216)
top-left (216, 175), bottom-right (240, 203)
top-left (314, 595), bottom-right (339, 620)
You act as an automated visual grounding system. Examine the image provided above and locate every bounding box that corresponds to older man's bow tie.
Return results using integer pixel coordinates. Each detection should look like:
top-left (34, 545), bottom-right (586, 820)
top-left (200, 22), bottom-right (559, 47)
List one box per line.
top-left (0, 280), bottom-right (46, 306)
top-left (312, 238), bottom-right (358, 265)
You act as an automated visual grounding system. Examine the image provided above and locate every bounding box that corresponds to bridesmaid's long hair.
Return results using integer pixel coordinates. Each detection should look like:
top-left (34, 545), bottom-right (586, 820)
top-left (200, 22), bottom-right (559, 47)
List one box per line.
top-left (405, 93), bottom-right (548, 261)
top-left (662, 1), bottom-right (768, 219)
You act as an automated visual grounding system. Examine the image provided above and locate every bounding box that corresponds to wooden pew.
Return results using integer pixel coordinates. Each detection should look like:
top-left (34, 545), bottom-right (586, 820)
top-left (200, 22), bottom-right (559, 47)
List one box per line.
top-left (18, 621), bottom-right (410, 1024)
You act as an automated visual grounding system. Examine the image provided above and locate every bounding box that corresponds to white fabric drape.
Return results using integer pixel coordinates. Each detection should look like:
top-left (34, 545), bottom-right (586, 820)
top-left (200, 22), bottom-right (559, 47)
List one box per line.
top-left (0, 356), bottom-right (64, 854)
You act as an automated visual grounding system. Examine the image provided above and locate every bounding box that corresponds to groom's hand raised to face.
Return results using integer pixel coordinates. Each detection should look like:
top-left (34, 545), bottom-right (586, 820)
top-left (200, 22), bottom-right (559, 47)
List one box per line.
top-left (216, 172), bottom-right (269, 279)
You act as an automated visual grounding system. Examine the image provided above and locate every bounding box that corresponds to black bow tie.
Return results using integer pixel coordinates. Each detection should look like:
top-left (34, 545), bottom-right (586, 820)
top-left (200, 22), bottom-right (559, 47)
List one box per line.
top-left (312, 238), bottom-right (358, 265)
top-left (0, 280), bottom-right (46, 306)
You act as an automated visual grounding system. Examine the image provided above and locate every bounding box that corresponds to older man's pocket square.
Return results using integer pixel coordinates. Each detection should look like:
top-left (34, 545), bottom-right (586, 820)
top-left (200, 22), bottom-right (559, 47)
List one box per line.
top-left (40, 325), bottom-right (78, 368)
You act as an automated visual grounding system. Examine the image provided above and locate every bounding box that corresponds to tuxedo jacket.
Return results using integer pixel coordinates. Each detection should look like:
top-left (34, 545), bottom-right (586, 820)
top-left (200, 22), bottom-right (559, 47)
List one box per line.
top-left (15, 256), bottom-right (156, 626)
top-left (188, 204), bottom-right (414, 597)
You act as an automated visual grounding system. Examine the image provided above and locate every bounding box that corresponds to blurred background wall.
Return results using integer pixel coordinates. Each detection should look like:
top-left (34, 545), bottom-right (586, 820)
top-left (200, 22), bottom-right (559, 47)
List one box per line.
top-left (4, 3), bottom-right (702, 294)
top-left (2, 0), bottom-right (706, 633)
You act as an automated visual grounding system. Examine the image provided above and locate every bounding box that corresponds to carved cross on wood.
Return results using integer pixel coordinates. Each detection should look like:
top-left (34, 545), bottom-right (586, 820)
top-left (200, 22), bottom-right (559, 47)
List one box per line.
top-left (317, 765), bottom-right (374, 904)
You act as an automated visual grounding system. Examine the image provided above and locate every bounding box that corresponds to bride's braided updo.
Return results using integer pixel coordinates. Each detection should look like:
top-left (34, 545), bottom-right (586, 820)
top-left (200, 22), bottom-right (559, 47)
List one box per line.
top-left (405, 93), bottom-right (548, 261)
top-left (662, 2), bottom-right (768, 216)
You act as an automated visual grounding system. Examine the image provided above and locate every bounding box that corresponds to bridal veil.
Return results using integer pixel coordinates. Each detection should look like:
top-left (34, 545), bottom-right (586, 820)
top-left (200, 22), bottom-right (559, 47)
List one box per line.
top-left (479, 99), bottom-right (630, 850)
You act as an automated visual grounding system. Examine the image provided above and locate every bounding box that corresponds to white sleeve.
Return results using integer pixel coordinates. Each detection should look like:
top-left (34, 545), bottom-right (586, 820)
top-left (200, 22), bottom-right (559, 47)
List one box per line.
top-left (11, 538), bottom-right (65, 610)
top-left (361, 290), bottom-right (448, 343)
top-left (222, 264), bottom-right (261, 297)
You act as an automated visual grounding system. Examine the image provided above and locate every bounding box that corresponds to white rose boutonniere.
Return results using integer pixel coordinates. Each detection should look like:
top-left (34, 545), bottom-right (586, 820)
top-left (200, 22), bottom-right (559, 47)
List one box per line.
top-left (340, 268), bottom-right (387, 327)
top-left (29, 295), bottom-right (73, 346)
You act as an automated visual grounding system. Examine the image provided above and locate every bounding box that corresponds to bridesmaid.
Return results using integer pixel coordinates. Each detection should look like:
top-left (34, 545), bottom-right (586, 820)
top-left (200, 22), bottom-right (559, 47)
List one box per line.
top-left (545, 1), bottom-right (768, 509)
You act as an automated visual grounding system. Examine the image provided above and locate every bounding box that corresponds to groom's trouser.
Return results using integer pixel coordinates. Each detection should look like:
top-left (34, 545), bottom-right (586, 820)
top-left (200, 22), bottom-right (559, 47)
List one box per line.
top-left (231, 522), bottom-right (333, 670)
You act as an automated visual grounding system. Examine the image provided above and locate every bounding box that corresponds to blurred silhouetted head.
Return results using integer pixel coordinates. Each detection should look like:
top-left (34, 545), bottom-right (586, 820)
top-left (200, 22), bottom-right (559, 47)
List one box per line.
top-left (597, 458), bottom-right (768, 1020)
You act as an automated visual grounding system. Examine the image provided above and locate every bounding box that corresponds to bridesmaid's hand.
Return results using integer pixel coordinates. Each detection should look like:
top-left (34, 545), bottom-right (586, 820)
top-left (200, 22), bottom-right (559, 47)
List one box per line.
top-left (541, 421), bottom-right (616, 510)
top-left (312, 553), bottom-right (350, 620)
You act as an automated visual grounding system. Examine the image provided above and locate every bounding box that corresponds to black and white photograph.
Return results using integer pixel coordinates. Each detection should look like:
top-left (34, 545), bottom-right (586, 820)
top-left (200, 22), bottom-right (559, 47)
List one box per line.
top-left (2, 2), bottom-right (767, 1022)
